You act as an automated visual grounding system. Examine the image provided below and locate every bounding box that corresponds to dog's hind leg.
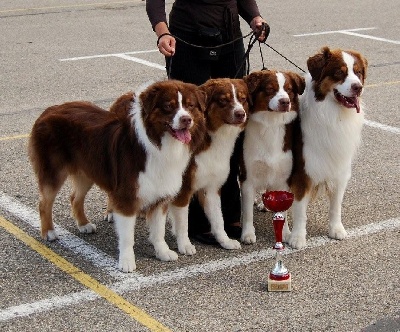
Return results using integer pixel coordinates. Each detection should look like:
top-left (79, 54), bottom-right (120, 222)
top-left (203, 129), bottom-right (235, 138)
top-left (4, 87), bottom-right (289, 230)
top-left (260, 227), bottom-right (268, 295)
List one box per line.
top-left (147, 204), bottom-right (179, 262)
top-left (70, 172), bottom-right (97, 234)
top-left (38, 171), bottom-right (68, 241)
top-left (328, 180), bottom-right (348, 240)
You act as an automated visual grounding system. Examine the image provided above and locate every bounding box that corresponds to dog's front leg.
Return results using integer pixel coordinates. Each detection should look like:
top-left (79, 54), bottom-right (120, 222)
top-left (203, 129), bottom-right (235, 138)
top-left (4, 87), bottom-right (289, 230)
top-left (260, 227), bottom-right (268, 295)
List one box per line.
top-left (288, 193), bottom-right (311, 249)
top-left (113, 213), bottom-right (136, 272)
top-left (240, 181), bottom-right (257, 244)
top-left (147, 204), bottom-right (179, 262)
top-left (328, 180), bottom-right (348, 240)
top-left (203, 189), bottom-right (241, 250)
top-left (168, 204), bottom-right (196, 255)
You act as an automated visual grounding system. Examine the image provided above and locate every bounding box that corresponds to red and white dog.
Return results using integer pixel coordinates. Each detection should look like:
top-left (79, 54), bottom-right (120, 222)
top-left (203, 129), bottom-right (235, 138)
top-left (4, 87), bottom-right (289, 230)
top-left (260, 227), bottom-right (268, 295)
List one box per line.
top-left (288, 47), bottom-right (368, 249)
top-left (167, 78), bottom-right (249, 253)
top-left (240, 70), bottom-right (305, 244)
top-left (29, 80), bottom-right (206, 272)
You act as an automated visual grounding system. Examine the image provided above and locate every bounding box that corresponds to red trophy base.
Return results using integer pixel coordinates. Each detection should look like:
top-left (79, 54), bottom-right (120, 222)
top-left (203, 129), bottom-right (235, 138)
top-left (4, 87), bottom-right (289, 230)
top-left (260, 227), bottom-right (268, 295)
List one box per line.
top-left (267, 273), bottom-right (292, 292)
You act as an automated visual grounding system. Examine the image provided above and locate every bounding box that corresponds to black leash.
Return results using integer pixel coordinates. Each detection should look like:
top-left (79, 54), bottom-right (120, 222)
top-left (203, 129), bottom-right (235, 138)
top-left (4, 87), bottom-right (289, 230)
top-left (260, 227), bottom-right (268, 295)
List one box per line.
top-left (261, 42), bottom-right (306, 74)
top-left (165, 23), bottom-right (306, 78)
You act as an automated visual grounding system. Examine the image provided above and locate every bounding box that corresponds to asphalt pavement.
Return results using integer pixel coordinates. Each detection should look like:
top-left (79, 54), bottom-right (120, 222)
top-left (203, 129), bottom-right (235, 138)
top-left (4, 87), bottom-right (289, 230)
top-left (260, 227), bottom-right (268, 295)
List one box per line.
top-left (0, 1), bottom-right (399, 331)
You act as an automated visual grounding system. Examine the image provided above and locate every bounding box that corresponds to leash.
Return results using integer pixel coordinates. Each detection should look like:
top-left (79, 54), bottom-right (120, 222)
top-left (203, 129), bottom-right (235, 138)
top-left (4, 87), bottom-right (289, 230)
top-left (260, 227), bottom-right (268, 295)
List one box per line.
top-left (261, 42), bottom-right (307, 74)
top-left (166, 23), bottom-right (306, 78)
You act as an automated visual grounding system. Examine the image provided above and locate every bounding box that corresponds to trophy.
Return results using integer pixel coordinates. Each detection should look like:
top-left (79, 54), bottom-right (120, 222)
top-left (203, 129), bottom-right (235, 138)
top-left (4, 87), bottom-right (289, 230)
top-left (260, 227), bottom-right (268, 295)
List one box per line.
top-left (262, 191), bottom-right (294, 292)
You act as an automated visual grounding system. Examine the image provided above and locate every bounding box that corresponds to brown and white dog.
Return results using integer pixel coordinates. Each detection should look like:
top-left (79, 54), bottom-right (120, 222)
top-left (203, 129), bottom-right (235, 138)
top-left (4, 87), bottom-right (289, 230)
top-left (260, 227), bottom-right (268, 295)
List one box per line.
top-left (28, 80), bottom-right (206, 272)
top-left (165, 78), bottom-right (249, 253)
top-left (240, 70), bottom-right (305, 244)
top-left (288, 47), bottom-right (368, 249)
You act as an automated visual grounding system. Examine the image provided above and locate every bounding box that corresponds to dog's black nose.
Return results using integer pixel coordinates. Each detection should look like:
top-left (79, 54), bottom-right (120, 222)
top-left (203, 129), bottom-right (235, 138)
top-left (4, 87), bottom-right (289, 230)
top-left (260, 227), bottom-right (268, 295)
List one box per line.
top-left (234, 109), bottom-right (246, 121)
top-left (351, 83), bottom-right (363, 96)
top-left (180, 115), bottom-right (192, 127)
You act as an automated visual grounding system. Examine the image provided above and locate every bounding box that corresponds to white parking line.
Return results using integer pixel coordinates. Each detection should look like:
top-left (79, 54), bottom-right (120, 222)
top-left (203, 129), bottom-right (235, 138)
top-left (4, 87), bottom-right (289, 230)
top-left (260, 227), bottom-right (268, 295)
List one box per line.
top-left (294, 27), bottom-right (400, 44)
top-left (0, 192), bottom-right (138, 280)
top-left (59, 49), bottom-right (165, 71)
top-left (364, 120), bottom-right (400, 134)
top-left (1, 217), bottom-right (399, 321)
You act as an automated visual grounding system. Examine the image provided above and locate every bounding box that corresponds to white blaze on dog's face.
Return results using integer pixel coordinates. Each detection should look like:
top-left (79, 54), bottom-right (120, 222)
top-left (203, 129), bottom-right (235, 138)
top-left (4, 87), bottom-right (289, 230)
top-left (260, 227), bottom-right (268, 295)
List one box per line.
top-left (307, 47), bottom-right (368, 113)
top-left (169, 91), bottom-right (193, 143)
top-left (268, 72), bottom-right (291, 112)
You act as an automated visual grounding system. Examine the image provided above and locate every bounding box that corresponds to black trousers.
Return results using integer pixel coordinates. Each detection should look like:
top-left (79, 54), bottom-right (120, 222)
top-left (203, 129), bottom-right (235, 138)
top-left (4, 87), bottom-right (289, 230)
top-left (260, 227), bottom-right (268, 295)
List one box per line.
top-left (166, 29), bottom-right (246, 235)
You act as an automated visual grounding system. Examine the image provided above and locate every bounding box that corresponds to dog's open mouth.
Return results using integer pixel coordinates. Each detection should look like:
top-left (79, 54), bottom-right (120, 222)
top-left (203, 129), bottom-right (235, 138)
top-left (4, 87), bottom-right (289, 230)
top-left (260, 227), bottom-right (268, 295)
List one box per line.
top-left (168, 126), bottom-right (192, 144)
top-left (334, 89), bottom-right (360, 113)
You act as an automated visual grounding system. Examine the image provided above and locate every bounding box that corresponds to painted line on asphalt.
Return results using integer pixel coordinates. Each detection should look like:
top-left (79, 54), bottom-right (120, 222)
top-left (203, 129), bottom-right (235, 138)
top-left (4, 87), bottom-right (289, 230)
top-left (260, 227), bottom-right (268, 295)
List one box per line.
top-left (0, 1), bottom-right (141, 14)
top-left (294, 27), bottom-right (400, 44)
top-left (0, 191), bottom-right (136, 280)
top-left (0, 216), bottom-right (172, 332)
top-left (1, 216), bottom-right (399, 321)
top-left (364, 120), bottom-right (400, 134)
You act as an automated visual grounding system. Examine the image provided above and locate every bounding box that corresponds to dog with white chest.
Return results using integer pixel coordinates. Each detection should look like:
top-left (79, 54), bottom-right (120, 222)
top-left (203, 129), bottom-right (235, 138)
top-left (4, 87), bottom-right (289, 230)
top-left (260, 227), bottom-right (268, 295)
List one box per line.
top-left (29, 80), bottom-right (206, 272)
top-left (240, 70), bottom-right (305, 244)
top-left (288, 46), bottom-right (368, 249)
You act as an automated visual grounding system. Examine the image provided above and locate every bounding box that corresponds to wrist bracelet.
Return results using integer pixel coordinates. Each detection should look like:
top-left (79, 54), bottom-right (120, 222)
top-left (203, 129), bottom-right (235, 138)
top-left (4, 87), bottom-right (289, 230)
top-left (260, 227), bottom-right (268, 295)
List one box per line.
top-left (157, 33), bottom-right (172, 46)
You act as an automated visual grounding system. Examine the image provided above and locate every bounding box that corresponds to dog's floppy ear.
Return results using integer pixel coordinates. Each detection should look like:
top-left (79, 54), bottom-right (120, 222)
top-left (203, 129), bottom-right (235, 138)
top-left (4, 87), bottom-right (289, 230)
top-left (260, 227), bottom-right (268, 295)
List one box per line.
top-left (139, 85), bottom-right (160, 116)
top-left (199, 79), bottom-right (218, 109)
top-left (243, 71), bottom-right (264, 95)
top-left (286, 72), bottom-right (306, 95)
top-left (195, 88), bottom-right (207, 113)
top-left (307, 46), bottom-right (332, 81)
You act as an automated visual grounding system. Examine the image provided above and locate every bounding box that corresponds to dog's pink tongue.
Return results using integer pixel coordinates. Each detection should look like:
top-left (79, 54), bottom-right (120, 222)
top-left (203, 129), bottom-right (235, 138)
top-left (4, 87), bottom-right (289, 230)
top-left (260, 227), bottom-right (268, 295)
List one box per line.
top-left (355, 98), bottom-right (361, 113)
top-left (174, 129), bottom-right (192, 144)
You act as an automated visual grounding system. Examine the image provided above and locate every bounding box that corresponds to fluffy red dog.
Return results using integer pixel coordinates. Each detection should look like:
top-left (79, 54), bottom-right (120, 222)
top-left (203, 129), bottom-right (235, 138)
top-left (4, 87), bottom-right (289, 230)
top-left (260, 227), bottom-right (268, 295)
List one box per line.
top-left (289, 47), bottom-right (368, 248)
top-left (168, 78), bottom-right (249, 253)
top-left (240, 70), bottom-right (305, 244)
top-left (29, 80), bottom-right (206, 272)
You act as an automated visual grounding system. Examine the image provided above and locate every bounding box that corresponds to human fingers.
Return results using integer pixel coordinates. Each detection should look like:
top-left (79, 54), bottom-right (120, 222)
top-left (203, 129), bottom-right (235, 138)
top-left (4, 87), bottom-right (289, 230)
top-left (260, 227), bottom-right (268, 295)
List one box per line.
top-left (158, 35), bottom-right (176, 57)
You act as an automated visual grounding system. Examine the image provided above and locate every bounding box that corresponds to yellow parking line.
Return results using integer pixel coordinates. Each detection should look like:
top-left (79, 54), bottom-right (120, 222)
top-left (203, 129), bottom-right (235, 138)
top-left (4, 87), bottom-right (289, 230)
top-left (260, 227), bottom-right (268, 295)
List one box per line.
top-left (0, 134), bottom-right (29, 141)
top-left (0, 216), bottom-right (172, 332)
top-left (0, 1), bottom-right (139, 14)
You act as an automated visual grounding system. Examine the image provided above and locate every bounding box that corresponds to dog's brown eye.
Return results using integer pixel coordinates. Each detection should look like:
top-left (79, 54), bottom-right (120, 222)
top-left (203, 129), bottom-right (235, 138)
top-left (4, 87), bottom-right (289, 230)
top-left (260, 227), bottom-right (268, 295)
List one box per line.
top-left (163, 103), bottom-right (173, 112)
top-left (186, 103), bottom-right (195, 110)
top-left (334, 69), bottom-right (345, 79)
top-left (239, 97), bottom-right (247, 104)
top-left (218, 98), bottom-right (228, 106)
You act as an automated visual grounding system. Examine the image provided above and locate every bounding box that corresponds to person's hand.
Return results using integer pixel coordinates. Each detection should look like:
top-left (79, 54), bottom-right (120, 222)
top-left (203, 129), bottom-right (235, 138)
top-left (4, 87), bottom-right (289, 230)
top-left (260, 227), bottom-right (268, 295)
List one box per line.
top-left (157, 34), bottom-right (176, 57)
top-left (250, 16), bottom-right (269, 42)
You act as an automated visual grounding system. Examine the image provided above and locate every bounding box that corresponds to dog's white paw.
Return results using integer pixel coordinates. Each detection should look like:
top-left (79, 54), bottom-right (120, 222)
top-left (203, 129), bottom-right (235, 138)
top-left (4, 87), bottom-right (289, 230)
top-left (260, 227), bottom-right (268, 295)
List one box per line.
top-left (219, 238), bottom-right (241, 250)
top-left (46, 230), bottom-right (58, 241)
top-left (118, 252), bottom-right (136, 272)
top-left (178, 241), bottom-right (196, 256)
top-left (156, 248), bottom-right (179, 262)
top-left (241, 232), bottom-right (256, 244)
top-left (329, 225), bottom-right (347, 240)
top-left (78, 223), bottom-right (97, 234)
top-left (288, 232), bottom-right (307, 249)
top-left (256, 202), bottom-right (267, 212)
